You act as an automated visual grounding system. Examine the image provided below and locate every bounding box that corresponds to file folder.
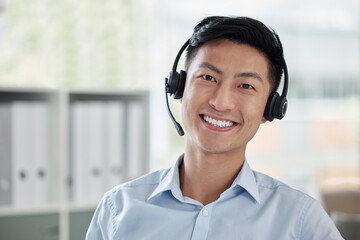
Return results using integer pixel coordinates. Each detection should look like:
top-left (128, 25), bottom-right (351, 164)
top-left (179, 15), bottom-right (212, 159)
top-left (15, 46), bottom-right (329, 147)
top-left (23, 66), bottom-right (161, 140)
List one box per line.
top-left (0, 103), bottom-right (12, 205)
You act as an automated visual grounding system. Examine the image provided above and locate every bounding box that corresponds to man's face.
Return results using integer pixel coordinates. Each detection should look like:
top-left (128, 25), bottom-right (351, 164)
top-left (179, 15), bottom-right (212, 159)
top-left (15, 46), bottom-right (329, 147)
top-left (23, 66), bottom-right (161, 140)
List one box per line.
top-left (181, 39), bottom-right (271, 156)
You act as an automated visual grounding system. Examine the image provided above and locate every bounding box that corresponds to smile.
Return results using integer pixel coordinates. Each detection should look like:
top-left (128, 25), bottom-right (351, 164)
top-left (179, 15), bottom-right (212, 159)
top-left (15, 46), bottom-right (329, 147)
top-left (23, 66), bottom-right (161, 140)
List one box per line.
top-left (202, 115), bottom-right (236, 128)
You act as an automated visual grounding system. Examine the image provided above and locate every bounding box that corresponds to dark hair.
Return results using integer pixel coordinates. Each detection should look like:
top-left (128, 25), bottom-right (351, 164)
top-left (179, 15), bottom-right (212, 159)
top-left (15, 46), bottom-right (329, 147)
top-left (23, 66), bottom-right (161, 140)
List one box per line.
top-left (185, 16), bottom-right (285, 91)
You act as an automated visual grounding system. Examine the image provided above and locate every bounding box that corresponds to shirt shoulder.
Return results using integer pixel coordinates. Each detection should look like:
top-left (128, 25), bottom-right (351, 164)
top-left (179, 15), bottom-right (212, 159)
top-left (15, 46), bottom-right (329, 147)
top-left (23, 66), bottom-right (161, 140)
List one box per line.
top-left (253, 170), bottom-right (313, 202)
top-left (108, 167), bottom-right (170, 197)
top-left (252, 171), bottom-right (315, 227)
top-left (252, 171), bottom-right (343, 239)
top-left (123, 168), bottom-right (170, 187)
top-left (85, 168), bottom-right (172, 239)
top-left (104, 169), bottom-right (169, 204)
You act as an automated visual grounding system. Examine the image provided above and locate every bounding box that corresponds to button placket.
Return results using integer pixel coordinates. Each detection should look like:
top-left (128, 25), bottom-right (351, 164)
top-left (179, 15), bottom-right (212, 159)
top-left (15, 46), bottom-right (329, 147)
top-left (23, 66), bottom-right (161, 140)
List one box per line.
top-left (190, 205), bottom-right (214, 240)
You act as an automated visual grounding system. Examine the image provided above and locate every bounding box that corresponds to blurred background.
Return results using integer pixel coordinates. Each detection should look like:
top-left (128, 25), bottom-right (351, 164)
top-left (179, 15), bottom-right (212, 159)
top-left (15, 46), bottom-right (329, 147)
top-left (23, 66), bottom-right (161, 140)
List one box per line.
top-left (0, 0), bottom-right (359, 239)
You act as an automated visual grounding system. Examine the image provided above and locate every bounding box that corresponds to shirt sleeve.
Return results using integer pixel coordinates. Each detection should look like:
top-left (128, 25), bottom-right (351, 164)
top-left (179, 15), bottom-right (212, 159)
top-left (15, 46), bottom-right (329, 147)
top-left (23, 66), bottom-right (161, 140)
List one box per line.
top-left (85, 193), bottom-right (115, 240)
top-left (300, 198), bottom-right (344, 240)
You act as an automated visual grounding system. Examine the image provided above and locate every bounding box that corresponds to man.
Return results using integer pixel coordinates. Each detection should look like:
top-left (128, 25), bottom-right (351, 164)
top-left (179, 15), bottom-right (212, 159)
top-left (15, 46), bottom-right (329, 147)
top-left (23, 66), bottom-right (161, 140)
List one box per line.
top-left (86, 16), bottom-right (343, 239)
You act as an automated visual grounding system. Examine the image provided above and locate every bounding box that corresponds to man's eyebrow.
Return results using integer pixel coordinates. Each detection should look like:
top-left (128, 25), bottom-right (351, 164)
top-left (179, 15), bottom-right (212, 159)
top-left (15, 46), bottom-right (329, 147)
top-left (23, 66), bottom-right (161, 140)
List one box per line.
top-left (199, 62), bottom-right (223, 75)
top-left (235, 72), bottom-right (263, 82)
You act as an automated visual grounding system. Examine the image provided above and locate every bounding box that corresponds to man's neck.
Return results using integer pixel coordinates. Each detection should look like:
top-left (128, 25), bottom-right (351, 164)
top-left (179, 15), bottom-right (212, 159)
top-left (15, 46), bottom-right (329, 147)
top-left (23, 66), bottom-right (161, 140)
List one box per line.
top-left (180, 144), bottom-right (246, 206)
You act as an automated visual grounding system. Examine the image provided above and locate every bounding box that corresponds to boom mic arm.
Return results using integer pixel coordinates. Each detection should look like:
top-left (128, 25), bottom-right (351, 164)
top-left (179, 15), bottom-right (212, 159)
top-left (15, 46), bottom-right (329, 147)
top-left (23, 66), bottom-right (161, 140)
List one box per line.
top-left (165, 78), bottom-right (184, 136)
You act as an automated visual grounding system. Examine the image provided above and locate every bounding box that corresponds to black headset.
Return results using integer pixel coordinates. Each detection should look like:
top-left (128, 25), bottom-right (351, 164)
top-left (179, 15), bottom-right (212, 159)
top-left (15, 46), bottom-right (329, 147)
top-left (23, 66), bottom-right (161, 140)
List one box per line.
top-left (165, 39), bottom-right (288, 136)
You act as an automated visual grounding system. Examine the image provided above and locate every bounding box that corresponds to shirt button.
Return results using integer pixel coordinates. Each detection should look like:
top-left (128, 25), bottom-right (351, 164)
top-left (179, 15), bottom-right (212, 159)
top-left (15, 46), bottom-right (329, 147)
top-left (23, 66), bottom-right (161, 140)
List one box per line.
top-left (202, 209), bottom-right (209, 217)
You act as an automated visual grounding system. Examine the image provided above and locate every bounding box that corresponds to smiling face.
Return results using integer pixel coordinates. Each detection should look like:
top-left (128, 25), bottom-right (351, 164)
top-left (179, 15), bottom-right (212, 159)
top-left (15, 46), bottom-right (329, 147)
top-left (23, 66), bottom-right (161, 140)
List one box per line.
top-left (181, 39), bottom-right (271, 156)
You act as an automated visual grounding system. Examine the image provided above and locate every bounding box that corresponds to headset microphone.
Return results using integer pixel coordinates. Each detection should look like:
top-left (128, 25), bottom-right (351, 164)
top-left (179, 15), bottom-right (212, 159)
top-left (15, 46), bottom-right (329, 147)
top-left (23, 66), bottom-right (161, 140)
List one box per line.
top-left (165, 40), bottom-right (189, 136)
top-left (165, 82), bottom-right (184, 136)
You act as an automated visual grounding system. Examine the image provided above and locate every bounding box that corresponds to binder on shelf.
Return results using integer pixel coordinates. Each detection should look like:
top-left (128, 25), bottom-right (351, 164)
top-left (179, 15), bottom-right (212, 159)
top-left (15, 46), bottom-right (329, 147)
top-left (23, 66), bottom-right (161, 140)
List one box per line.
top-left (104, 101), bottom-right (125, 190)
top-left (69, 94), bottom-right (149, 204)
top-left (31, 102), bottom-right (50, 206)
top-left (127, 101), bottom-right (146, 180)
top-left (71, 101), bottom-right (107, 204)
top-left (11, 101), bottom-right (50, 207)
top-left (11, 101), bottom-right (34, 207)
top-left (0, 103), bottom-right (12, 205)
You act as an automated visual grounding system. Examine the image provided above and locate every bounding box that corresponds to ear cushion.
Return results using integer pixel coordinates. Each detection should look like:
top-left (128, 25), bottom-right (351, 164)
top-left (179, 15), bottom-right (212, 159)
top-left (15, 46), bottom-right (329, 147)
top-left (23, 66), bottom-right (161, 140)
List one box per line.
top-left (264, 92), bottom-right (278, 121)
top-left (264, 92), bottom-right (287, 121)
top-left (166, 71), bottom-right (178, 95)
top-left (273, 95), bottom-right (288, 120)
top-left (173, 70), bottom-right (186, 99)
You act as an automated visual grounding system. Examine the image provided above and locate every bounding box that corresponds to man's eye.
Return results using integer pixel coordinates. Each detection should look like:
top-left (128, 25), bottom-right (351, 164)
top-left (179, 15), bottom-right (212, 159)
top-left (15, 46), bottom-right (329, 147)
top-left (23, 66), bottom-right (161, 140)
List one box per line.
top-left (239, 84), bottom-right (253, 89)
top-left (202, 75), bottom-right (216, 82)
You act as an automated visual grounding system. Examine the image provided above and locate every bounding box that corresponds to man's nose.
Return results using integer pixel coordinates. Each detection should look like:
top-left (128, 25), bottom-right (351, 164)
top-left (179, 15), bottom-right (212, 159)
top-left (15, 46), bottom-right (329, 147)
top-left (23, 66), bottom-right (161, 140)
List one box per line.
top-left (209, 84), bottom-right (236, 112)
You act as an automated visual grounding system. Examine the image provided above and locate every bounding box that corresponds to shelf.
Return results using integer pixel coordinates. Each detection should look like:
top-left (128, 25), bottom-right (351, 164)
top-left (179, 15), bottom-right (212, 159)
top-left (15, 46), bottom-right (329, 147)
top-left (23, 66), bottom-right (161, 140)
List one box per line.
top-left (0, 204), bottom-right (61, 216)
top-left (0, 87), bottom-right (150, 240)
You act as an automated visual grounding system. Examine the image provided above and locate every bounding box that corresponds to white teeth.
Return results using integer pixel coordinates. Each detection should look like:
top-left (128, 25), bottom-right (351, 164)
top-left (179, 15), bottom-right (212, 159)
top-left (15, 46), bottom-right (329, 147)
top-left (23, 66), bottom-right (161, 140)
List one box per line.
top-left (203, 115), bottom-right (234, 128)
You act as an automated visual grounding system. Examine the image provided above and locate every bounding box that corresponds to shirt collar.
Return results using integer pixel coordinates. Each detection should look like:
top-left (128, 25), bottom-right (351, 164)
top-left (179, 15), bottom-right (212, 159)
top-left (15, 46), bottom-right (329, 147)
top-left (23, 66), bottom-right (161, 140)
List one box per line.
top-left (230, 159), bottom-right (260, 203)
top-left (148, 155), bottom-right (184, 202)
top-left (148, 155), bottom-right (260, 204)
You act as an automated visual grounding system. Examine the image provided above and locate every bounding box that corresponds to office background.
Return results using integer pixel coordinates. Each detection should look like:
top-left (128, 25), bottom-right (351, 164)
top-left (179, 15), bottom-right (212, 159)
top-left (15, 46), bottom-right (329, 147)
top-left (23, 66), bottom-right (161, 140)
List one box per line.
top-left (0, 0), bottom-right (359, 239)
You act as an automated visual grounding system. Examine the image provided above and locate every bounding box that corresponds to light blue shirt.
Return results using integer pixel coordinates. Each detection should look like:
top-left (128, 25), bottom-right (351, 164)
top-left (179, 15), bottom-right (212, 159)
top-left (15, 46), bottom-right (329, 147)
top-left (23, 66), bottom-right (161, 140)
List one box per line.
top-left (86, 155), bottom-right (343, 240)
